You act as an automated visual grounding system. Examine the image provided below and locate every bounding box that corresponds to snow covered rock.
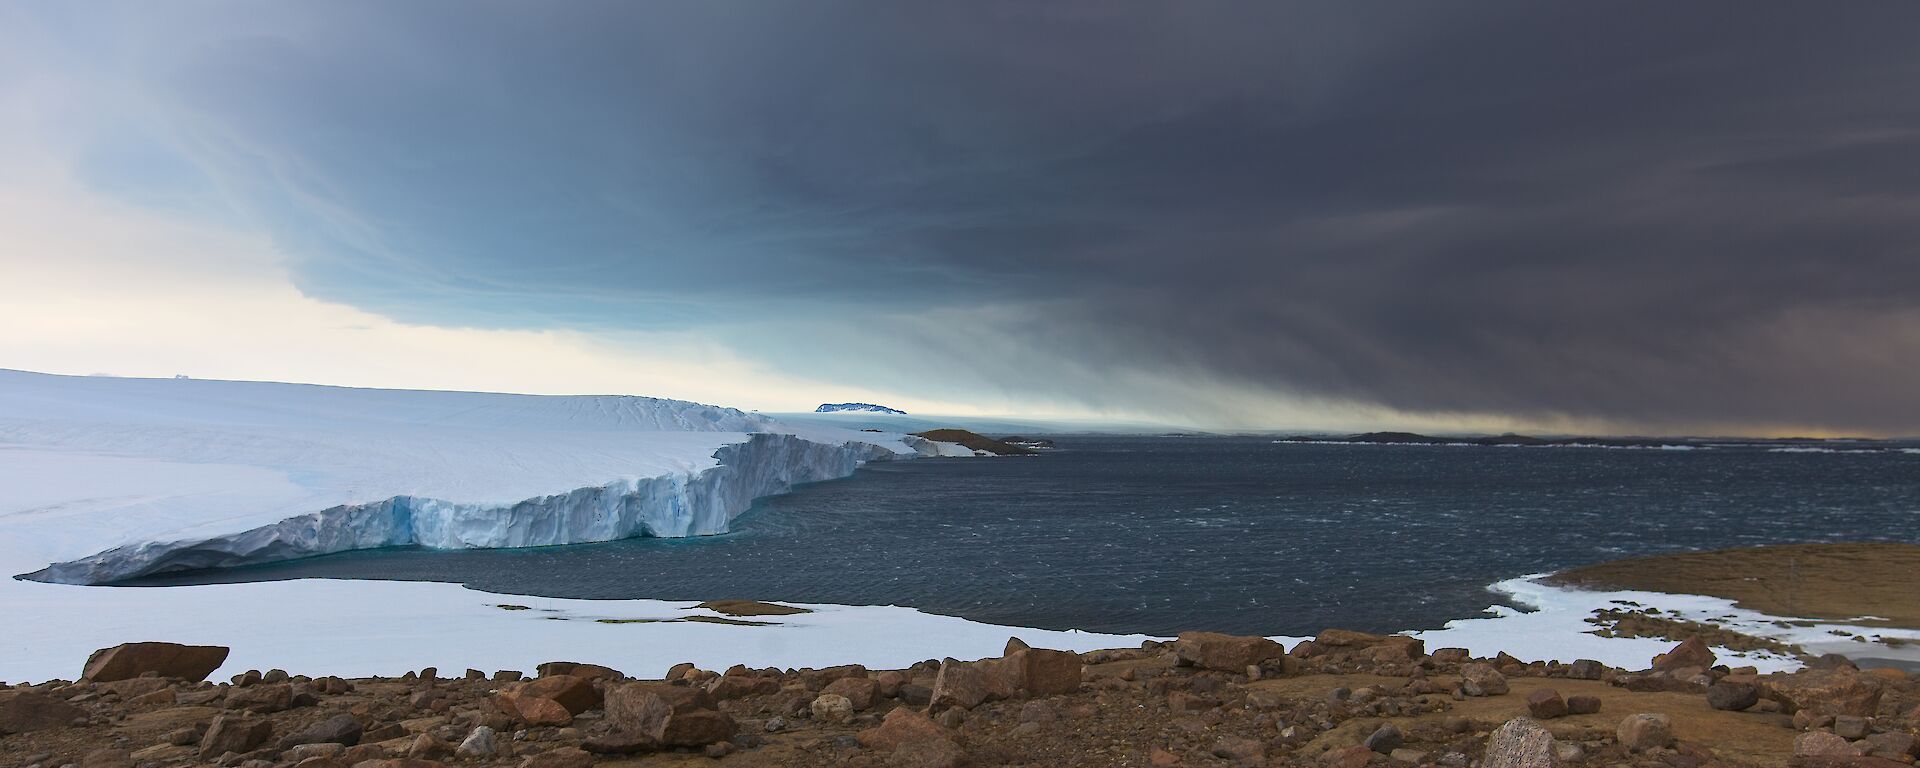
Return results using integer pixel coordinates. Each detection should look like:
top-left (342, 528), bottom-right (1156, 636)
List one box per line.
top-left (815, 402), bottom-right (907, 414)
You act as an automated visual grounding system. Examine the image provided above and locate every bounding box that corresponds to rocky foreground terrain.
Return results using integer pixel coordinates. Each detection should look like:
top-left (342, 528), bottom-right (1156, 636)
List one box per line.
top-left (2, 624), bottom-right (1915, 768)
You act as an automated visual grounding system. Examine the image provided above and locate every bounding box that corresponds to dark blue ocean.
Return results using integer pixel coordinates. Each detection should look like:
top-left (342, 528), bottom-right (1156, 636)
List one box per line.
top-left (126, 438), bottom-right (1920, 636)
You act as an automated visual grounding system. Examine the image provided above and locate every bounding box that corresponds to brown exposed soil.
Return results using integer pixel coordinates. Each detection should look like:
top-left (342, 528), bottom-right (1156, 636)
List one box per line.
top-left (1547, 542), bottom-right (1920, 629)
top-left (694, 601), bottom-right (812, 617)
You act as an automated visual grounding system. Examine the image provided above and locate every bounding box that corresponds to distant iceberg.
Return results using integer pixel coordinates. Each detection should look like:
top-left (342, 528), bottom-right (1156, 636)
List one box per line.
top-left (815, 402), bottom-right (907, 415)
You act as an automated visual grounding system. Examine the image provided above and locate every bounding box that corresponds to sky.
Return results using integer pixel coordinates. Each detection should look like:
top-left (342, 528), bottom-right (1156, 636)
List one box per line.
top-left (4, 2), bottom-right (1919, 436)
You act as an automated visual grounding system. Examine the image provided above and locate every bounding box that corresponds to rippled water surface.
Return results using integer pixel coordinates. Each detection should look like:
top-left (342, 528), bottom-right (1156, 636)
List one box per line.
top-left (128, 438), bottom-right (1920, 636)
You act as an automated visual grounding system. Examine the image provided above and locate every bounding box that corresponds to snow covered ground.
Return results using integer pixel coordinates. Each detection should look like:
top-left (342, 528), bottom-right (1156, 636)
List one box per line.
top-left (1, 369), bottom-right (1145, 682)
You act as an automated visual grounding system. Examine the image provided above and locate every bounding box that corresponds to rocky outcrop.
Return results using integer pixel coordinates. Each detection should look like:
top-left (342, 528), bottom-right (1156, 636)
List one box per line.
top-left (80, 642), bottom-right (229, 683)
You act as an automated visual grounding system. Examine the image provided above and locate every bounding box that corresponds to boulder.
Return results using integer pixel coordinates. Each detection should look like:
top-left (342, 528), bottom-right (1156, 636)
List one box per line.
top-left (1212, 735), bottom-right (1266, 766)
top-left (1363, 723), bottom-right (1403, 753)
top-left (279, 714), bottom-right (363, 747)
top-left (0, 690), bottom-right (85, 733)
top-left (822, 676), bottom-right (880, 710)
top-left (1616, 713), bottom-right (1673, 752)
top-left (199, 714), bottom-right (273, 759)
top-left (602, 682), bottom-right (733, 747)
top-left (998, 647), bottom-right (1082, 696)
top-left (1652, 637), bottom-right (1716, 672)
top-left (1795, 731), bottom-right (1862, 757)
top-left (1524, 688), bottom-right (1567, 719)
top-left (1567, 659), bottom-right (1607, 680)
top-left (856, 707), bottom-right (955, 753)
top-left (534, 662), bottom-right (623, 682)
top-left (1175, 632), bottom-right (1286, 672)
top-left (1430, 648), bottom-right (1470, 663)
top-left (496, 693), bottom-right (572, 726)
top-left (1483, 717), bottom-right (1555, 768)
top-left (1459, 663), bottom-right (1509, 696)
top-left (1764, 669), bottom-right (1885, 717)
top-left (930, 658), bottom-right (1014, 712)
top-left (811, 693), bottom-right (855, 724)
top-left (1316, 628), bottom-right (1388, 647)
top-left (1707, 681), bottom-right (1760, 711)
top-left (82, 642), bottom-right (230, 683)
top-left (1566, 694), bottom-right (1602, 715)
top-left (226, 682), bottom-right (293, 713)
top-left (511, 675), bottom-right (599, 715)
top-left (706, 674), bottom-right (779, 700)
top-left (456, 726), bottom-right (497, 758)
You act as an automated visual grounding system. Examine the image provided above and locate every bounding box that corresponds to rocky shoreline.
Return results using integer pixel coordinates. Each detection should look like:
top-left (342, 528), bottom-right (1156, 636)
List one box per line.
top-left (4, 625), bottom-right (1915, 768)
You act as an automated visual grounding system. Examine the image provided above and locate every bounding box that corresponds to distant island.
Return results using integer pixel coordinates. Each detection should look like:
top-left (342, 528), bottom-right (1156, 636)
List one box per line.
top-left (1273, 431), bottom-right (1916, 451)
top-left (815, 402), bottom-right (908, 415)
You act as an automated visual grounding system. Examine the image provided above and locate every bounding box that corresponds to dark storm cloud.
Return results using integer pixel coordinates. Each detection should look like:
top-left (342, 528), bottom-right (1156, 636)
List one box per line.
top-left (53, 1), bottom-right (1920, 432)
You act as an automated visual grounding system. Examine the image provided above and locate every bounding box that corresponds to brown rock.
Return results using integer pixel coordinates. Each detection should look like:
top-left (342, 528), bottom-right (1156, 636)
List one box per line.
top-left (822, 676), bottom-right (880, 710)
top-left (496, 693), bottom-right (573, 726)
top-left (1652, 637), bottom-right (1717, 672)
top-left (1617, 712), bottom-right (1674, 752)
top-left (354, 761), bottom-right (450, 768)
top-left (1708, 681), bottom-right (1760, 711)
top-left (511, 675), bottom-right (599, 715)
top-left (1000, 647), bottom-right (1083, 696)
top-left (1483, 717), bottom-right (1556, 768)
top-left (1149, 746), bottom-right (1181, 766)
top-left (1430, 648), bottom-right (1470, 663)
top-left (930, 657), bottom-right (1013, 712)
top-left (281, 714), bottom-right (364, 747)
top-left (534, 662), bottom-right (622, 682)
top-left (1764, 669), bottom-right (1885, 717)
top-left (1459, 663), bottom-right (1509, 696)
top-left (1566, 694), bottom-right (1602, 715)
top-left (0, 690), bottom-right (85, 733)
top-left (875, 670), bottom-right (907, 698)
top-left (101, 677), bottom-right (170, 698)
top-left (1212, 735), bottom-right (1265, 766)
top-left (82, 642), bottom-right (229, 683)
top-left (1524, 688), bottom-right (1567, 719)
top-left (857, 707), bottom-right (955, 753)
top-left (602, 682), bottom-right (733, 747)
top-left (1796, 731), bottom-right (1863, 757)
top-left (706, 673), bottom-right (779, 700)
top-left (1316, 628), bottom-right (1388, 647)
top-left (1175, 631), bottom-right (1285, 672)
top-left (199, 714), bottom-right (273, 759)
top-left (225, 682), bottom-right (293, 713)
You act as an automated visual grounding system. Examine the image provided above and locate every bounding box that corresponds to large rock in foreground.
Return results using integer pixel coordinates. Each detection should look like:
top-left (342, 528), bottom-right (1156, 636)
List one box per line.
top-left (82, 642), bottom-right (230, 682)
top-left (602, 683), bottom-right (735, 748)
top-left (1763, 669), bottom-right (1884, 717)
top-left (1176, 632), bottom-right (1286, 672)
top-left (1483, 717), bottom-right (1555, 768)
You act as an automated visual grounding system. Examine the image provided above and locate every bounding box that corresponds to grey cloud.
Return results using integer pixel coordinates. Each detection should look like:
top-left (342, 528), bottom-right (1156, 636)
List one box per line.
top-left (37, 1), bottom-right (1920, 432)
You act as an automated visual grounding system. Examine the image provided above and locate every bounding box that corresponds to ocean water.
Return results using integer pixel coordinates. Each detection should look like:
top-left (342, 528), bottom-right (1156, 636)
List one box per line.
top-left (125, 438), bottom-right (1920, 637)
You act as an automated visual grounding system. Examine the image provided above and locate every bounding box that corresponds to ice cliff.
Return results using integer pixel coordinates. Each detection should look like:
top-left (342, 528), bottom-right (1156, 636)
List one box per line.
top-left (0, 369), bottom-right (921, 585)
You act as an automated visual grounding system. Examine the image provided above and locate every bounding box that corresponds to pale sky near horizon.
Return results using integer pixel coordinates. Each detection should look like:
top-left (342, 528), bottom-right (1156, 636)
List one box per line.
top-left (5, 2), bottom-right (1919, 436)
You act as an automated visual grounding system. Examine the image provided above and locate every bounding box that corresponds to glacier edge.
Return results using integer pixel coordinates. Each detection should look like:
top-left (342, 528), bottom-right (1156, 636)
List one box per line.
top-left (25, 433), bottom-right (898, 585)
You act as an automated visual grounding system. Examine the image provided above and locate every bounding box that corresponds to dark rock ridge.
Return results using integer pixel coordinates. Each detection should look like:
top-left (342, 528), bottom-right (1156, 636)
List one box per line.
top-left (815, 403), bottom-right (908, 415)
top-left (912, 429), bottom-right (1039, 456)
